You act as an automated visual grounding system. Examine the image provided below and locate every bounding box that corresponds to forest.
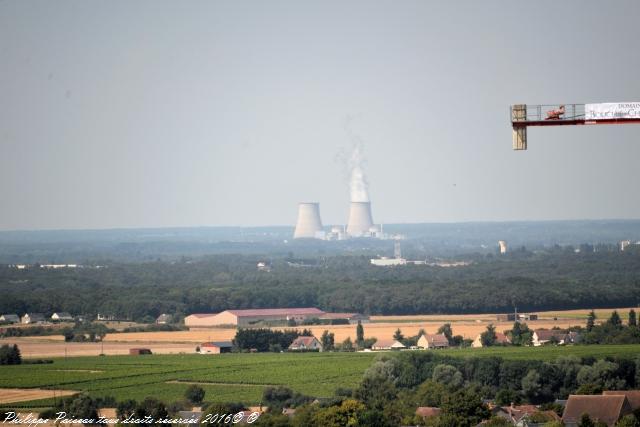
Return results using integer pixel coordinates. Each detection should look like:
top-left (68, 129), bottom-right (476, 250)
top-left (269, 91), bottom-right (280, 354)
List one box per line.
top-left (1, 248), bottom-right (639, 320)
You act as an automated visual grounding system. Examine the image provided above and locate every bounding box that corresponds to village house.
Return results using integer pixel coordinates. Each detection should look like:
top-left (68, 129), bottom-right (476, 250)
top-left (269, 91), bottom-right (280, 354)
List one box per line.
top-left (417, 333), bottom-right (449, 349)
top-left (532, 329), bottom-right (580, 346)
top-left (562, 394), bottom-right (633, 426)
top-left (0, 314), bottom-right (20, 324)
top-left (492, 404), bottom-right (560, 426)
top-left (472, 332), bottom-right (511, 348)
top-left (21, 313), bottom-right (45, 324)
top-left (602, 390), bottom-right (640, 411)
top-left (288, 336), bottom-right (322, 351)
top-left (371, 339), bottom-right (406, 351)
top-left (51, 312), bottom-right (73, 321)
top-left (199, 342), bottom-right (233, 354)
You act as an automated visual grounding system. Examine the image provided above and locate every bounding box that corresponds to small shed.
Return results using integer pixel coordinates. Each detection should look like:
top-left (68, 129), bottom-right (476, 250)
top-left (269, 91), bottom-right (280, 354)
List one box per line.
top-left (129, 348), bottom-right (152, 355)
top-left (200, 342), bottom-right (233, 354)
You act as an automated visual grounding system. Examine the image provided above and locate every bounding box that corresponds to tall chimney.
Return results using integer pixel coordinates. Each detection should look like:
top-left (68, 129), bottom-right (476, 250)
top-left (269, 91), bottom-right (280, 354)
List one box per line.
top-left (346, 201), bottom-right (374, 237)
top-left (293, 202), bottom-right (323, 239)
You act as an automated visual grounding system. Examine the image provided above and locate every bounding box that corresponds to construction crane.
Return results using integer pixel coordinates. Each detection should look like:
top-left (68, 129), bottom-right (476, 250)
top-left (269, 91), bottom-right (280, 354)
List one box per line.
top-left (511, 102), bottom-right (640, 150)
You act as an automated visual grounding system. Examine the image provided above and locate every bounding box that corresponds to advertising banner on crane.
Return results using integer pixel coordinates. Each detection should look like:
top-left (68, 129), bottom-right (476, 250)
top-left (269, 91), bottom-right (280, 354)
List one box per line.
top-left (585, 102), bottom-right (640, 120)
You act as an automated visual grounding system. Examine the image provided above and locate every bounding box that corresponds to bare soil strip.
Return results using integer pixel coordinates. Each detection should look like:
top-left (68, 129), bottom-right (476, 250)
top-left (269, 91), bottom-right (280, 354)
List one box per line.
top-left (0, 388), bottom-right (79, 404)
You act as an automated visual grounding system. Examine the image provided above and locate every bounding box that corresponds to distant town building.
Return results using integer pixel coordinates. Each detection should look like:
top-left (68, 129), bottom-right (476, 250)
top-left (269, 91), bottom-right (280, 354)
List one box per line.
top-left (257, 262), bottom-right (272, 272)
top-left (620, 240), bottom-right (632, 251)
top-left (498, 240), bottom-right (508, 254)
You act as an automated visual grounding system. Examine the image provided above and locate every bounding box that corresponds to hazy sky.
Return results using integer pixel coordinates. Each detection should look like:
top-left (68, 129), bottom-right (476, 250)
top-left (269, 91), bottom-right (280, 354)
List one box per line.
top-left (1, 1), bottom-right (639, 231)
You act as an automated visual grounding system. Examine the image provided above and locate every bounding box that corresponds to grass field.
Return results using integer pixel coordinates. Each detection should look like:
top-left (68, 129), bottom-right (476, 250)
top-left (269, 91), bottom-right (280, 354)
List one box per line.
top-left (2, 344), bottom-right (640, 409)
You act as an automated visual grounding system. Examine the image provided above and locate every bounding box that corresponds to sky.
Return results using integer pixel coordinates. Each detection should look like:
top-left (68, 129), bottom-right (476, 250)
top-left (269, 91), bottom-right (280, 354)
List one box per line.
top-left (1, 1), bottom-right (639, 231)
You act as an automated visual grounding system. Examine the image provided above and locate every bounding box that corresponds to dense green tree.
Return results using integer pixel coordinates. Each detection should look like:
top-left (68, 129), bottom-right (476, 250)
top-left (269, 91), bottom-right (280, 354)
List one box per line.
top-left (0, 344), bottom-right (21, 365)
top-left (608, 311), bottom-right (623, 328)
top-left (629, 310), bottom-right (637, 327)
top-left (522, 370), bottom-right (542, 401)
top-left (356, 321), bottom-right (364, 348)
top-left (134, 397), bottom-right (168, 421)
top-left (432, 364), bottom-right (463, 389)
top-left (116, 399), bottom-right (137, 421)
top-left (586, 310), bottom-right (597, 332)
top-left (480, 324), bottom-right (497, 347)
top-left (440, 389), bottom-right (490, 427)
top-left (184, 385), bottom-right (205, 404)
top-left (320, 330), bottom-right (335, 351)
top-left (393, 328), bottom-right (404, 342)
top-left (437, 323), bottom-right (453, 344)
top-left (339, 337), bottom-right (354, 352)
top-left (509, 322), bottom-right (533, 346)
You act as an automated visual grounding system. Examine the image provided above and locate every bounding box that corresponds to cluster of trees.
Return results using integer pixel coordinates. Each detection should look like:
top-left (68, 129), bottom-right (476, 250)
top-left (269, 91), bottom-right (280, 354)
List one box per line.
top-left (232, 328), bottom-right (313, 352)
top-left (2, 251), bottom-right (640, 320)
top-left (62, 322), bottom-right (113, 342)
top-left (254, 352), bottom-right (640, 426)
top-left (582, 309), bottom-right (640, 344)
top-left (0, 344), bottom-right (21, 365)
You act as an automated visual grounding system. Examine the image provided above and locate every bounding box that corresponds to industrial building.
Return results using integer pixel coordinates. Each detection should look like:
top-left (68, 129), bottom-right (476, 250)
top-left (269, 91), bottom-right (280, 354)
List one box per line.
top-left (185, 308), bottom-right (369, 328)
top-left (185, 307), bottom-right (325, 328)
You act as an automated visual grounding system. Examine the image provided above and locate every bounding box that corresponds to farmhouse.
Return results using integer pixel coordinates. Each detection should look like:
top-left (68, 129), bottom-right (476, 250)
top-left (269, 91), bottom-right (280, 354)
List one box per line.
top-left (0, 314), bottom-right (20, 324)
top-left (21, 313), bottom-right (45, 324)
top-left (51, 312), bottom-right (73, 321)
top-left (288, 336), bottom-right (322, 351)
top-left (199, 341), bottom-right (233, 354)
top-left (471, 332), bottom-right (511, 348)
top-left (562, 395), bottom-right (632, 426)
top-left (186, 308), bottom-right (325, 328)
top-left (371, 339), bottom-right (405, 351)
top-left (417, 334), bottom-right (449, 349)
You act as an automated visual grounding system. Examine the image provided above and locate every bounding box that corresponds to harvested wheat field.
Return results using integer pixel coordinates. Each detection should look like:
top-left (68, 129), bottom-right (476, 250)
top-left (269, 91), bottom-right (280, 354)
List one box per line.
top-left (0, 388), bottom-right (79, 404)
top-left (103, 329), bottom-right (236, 343)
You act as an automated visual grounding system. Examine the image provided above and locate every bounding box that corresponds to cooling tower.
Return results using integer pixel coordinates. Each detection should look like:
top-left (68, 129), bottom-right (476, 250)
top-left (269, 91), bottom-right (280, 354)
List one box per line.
top-left (346, 201), bottom-right (374, 237)
top-left (293, 202), bottom-right (323, 239)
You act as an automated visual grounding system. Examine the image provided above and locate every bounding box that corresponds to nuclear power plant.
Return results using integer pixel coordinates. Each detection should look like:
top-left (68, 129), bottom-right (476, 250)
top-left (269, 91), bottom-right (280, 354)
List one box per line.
top-left (293, 142), bottom-right (393, 240)
top-left (346, 201), bottom-right (374, 237)
top-left (293, 202), bottom-right (324, 239)
top-left (293, 200), bottom-right (384, 240)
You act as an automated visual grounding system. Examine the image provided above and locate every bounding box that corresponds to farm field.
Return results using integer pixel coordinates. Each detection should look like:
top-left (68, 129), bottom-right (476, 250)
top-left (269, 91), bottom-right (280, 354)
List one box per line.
top-left (2, 345), bottom-right (640, 410)
top-left (0, 353), bottom-right (376, 408)
top-left (2, 307), bottom-right (632, 358)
